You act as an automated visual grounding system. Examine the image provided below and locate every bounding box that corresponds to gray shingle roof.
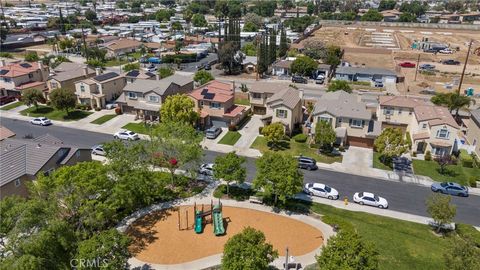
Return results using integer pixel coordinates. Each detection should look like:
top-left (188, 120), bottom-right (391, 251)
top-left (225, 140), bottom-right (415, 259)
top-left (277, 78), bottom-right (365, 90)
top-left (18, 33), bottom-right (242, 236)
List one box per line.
top-left (312, 91), bottom-right (372, 120)
top-left (50, 62), bottom-right (95, 82)
top-left (122, 75), bottom-right (192, 95)
top-left (336, 66), bottom-right (396, 77)
top-left (470, 109), bottom-right (480, 127)
top-left (266, 87), bottom-right (301, 110)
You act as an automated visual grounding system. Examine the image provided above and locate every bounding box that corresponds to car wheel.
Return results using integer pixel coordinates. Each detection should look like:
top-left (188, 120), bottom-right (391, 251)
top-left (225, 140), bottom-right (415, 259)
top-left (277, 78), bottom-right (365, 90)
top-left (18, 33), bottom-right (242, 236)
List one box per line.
top-left (359, 201), bottom-right (364, 205)
top-left (307, 166), bottom-right (312, 171)
top-left (378, 205), bottom-right (384, 209)
top-left (92, 151), bottom-right (97, 155)
top-left (328, 196), bottom-right (333, 200)
top-left (114, 136), bottom-right (118, 139)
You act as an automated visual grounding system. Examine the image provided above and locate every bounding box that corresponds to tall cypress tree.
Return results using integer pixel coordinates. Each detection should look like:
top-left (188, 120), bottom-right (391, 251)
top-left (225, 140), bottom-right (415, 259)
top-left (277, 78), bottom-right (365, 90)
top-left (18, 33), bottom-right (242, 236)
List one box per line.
top-left (279, 28), bottom-right (288, 58)
top-left (269, 29), bottom-right (277, 64)
top-left (59, 7), bottom-right (66, 35)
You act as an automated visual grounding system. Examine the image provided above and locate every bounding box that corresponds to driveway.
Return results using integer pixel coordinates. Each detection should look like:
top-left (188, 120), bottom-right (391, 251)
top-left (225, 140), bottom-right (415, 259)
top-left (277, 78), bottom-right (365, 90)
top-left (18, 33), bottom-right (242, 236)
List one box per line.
top-left (234, 115), bottom-right (263, 149)
top-left (342, 146), bottom-right (373, 169)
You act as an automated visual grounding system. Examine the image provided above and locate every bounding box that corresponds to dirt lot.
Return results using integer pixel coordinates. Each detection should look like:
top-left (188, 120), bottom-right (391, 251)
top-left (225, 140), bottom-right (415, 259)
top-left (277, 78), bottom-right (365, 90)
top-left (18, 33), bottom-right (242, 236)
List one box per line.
top-left (127, 205), bottom-right (324, 265)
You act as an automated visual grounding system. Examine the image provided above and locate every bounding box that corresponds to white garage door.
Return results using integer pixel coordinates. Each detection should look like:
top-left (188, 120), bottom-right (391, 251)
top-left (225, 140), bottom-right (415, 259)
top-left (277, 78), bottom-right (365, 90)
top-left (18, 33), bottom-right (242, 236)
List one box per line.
top-left (211, 118), bottom-right (228, 128)
top-left (384, 76), bottom-right (397, 83)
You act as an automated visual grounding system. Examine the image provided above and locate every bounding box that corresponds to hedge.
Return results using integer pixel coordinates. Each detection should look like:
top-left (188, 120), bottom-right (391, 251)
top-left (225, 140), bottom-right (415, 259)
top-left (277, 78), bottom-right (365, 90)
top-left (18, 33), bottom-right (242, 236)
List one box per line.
top-left (162, 53), bottom-right (198, 63)
top-left (293, 133), bottom-right (308, 143)
top-left (459, 149), bottom-right (474, 168)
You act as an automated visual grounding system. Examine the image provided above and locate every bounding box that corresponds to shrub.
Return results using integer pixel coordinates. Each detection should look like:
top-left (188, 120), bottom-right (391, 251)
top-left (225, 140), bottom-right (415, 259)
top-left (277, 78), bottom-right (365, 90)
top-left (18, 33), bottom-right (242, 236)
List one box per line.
top-left (114, 107), bottom-right (122, 115)
top-left (293, 133), bottom-right (307, 143)
top-left (338, 145), bottom-right (345, 152)
top-left (472, 153), bottom-right (480, 168)
top-left (412, 151), bottom-right (417, 157)
top-left (258, 126), bottom-right (263, 134)
top-left (228, 124), bottom-right (237, 131)
top-left (405, 132), bottom-right (412, 150)
top-left (468, 176), bottom-right (478, 188)
top-left (46, 100), bottom-right (52, 106)
top-left (459, 150), bottom-right (474, 168)
top-left (94, 107), bottom-right (101, 111)
top-left (456, 223), bottom-right (480, 248)
top-left (425, 150), bottom-right (431, 161)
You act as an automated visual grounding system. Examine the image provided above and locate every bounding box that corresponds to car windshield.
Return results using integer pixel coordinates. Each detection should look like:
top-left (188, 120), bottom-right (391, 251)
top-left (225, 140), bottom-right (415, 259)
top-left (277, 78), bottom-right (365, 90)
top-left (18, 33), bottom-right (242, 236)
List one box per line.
top-left (324, 186), bottom-right (331, 192)
top-left (358, 192), bottom-right (363, 197)
top-left (127, 131), bottom-right (135, 135)
top-left (374, 195), bottom-right (379, 201)
top-left (440, 182), bottom-right (448, 187)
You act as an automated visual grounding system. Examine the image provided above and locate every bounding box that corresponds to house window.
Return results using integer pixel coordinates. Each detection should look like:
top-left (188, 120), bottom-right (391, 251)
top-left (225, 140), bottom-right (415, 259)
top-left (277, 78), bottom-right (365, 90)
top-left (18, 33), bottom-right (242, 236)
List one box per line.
top-left (210, 102), bottom-right (221, 109)
top-left (128, 92), bottom-right (137, 99)
top-left (14, 179), bottom-right (21, 187)
top-left (3, 77), bottom-right (11, 83)
top-left (436, 129), bottom-right (449, 139)
top-left (384, 107), bottom-right (394, 115)
top-left (409, 110), bottom-right (412, 115)
top-left (319, 117), bottom-right (331, 124)
top-left (58, 149), bottom-right (66, 157)
top-left (432, 147), bottom-right (448, 156)
top-left (80, 85), bottom-right (85, 92)
top-left (200, 101), bottom-right (204, 106)
top-left (398, 108), bottom-right (402, 114)
top-left (350, 119), bottom-right (363, 128)
top-left (28, 73), bottom-right (33, 78)
top-left (75, 151), bottom-right (81, 158)
top-left (51, 81), bottom-right (58, 89)
top-left (148, 95), bottom-right (159, 103)
top-left (252, 93), bottom-right (261, 99)
top-left (422, 123), bottom-right (427, 129)
top-left (276, 109), bottom-right (288, 118)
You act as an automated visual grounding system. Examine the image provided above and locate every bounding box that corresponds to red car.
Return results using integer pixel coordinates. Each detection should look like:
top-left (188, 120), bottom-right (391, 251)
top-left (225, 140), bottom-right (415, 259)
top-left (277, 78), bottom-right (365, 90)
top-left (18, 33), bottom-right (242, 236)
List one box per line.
top-left (399, 62), bottom-right (416, 68)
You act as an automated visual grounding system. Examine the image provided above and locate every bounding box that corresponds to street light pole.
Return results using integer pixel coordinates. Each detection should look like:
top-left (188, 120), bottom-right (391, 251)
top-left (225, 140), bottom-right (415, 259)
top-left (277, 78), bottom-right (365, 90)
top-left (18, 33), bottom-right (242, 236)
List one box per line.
top-left (457, 39), bottom-right (473, 94)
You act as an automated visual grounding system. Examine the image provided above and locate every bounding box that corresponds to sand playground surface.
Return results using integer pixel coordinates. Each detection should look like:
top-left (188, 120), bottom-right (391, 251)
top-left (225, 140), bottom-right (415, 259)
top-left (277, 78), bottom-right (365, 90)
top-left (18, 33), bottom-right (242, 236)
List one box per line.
top-left (127, 205), bottom-right (324, 265)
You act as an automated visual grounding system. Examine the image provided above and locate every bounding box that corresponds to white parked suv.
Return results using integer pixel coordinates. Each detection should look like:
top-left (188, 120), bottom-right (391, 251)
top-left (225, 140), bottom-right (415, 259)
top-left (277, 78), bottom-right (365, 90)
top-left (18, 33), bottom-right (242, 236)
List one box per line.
top-left (353, 192), bottom-right (388, 209)
top-left (199, 163), bottom-right (214, 176)
top-left (113, 130), bottom-right (139, 140)
top-left (303, 183), bottom-right (339, 200)
top-left (30, 117), bottom-right (52, 126)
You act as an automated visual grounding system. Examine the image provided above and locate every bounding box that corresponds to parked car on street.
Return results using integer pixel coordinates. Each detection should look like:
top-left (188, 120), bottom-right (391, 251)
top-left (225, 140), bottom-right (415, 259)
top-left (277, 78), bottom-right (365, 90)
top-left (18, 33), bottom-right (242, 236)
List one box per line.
top-left (30, 117), bottom-right (52, 126)
top-left (399, 62), bottom-right (416, 68)
top-left (105, 103), bottom-right (118, 109)
top-left (199, 163), bottom-right (214, 176)
top-left (204, 64), bottom-right (212, 70)
top-left (206, 126), bottom-right (222, 139)
top-left (353, 192), bottom-right (388, 208)
top-left (113, 130), bottom-right (139, 140)
top-left (442, 59), bottom-right (461, 65)
top-left (431, 182), bottom-right (469, 197)
top-left (419, 64), bottom-right (436, 70)
top-left (303, 183), bottom-right (339, 200)
top-left (292, 75), bottom-right (308, 84)
top-left (439, 48), bottom-right (454, 54)
top-left (91, 145), bottom-right (106, 156)
top-left (298, 156), bottom-right (318, 170)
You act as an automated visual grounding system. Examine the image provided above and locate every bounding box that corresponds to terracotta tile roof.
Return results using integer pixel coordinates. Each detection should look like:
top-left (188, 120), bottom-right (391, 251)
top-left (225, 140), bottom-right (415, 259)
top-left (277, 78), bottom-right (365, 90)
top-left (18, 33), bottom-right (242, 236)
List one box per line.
top-left (412, 132), bottom-right (430, 141)
top-left (0, 61), bottom-right (42, 78)
top-left (224, 105), bottom-right (246, 117)
top-left (15, 81), bottom-right (46, 90)
top-left (379, 96), bottom-right (431, 108)
top-left (414, 105), bottom-right (459, 129)
top-left (0, 126), bottom-right (15, 141)
top-left (430, 140), bottom-right (452, 147)
top-left (189, 80), bottom-right (234, 103)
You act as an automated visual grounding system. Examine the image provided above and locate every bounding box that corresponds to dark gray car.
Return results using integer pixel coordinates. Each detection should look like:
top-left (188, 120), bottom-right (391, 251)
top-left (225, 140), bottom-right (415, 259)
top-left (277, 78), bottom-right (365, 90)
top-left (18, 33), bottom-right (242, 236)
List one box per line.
top-left (298, 156), bottom-right (318, 170)
top-left (431, 182), bottom-right (469, 197)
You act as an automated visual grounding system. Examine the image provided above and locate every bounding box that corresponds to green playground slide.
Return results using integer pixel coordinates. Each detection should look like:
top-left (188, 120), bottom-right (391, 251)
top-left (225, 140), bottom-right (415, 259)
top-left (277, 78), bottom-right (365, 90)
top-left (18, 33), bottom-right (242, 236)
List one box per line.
top-left (213, 207), bottom-right (225, 236)
top-left (194, 211), bottom-right (203, 234)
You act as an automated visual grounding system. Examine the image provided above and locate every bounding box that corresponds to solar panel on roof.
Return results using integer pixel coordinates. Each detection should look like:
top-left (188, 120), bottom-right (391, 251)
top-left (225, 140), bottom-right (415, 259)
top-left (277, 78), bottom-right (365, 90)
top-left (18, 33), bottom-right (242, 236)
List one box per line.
top-left (94, 72), bottom-right (119, 82)
top-left (203, 93), bottom-right (215, 100)
top-left (126, 70), bottom-right (139, 77)
top-left (201, 88), bottom-right (208, 95)
top-left (19, 63), bottom-right (32, 68)
top-left (0, 70), bottom-right (8, 75)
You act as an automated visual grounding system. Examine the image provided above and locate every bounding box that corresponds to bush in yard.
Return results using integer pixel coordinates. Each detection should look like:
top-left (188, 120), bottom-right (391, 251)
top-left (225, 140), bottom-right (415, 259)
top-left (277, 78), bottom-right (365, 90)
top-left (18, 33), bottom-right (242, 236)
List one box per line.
top-left (258, 126), bottom-right (263, 134)
top-left (261, 122), bottom-right (285, 149)
top-left (293, 133), bottom-right (307, 143)
top-left (459, 150), bottom-right (474, 168)
top-left (425, 150), bottom-right (432, 161)
top-left (338, 145), bottom-right (345, 152)
top-left (115, 107), bottom-right (122, 115)
top-left (468, 176), bottom-right (478, 188)
top-left (228, 124), bottom-right (237, 131)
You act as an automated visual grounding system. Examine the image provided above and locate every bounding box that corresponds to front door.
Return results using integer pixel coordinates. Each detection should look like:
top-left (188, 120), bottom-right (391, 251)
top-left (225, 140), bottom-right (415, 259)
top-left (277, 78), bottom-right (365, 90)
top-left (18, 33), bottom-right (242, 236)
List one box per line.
top-left (416, 142), bottom-right (425, 153)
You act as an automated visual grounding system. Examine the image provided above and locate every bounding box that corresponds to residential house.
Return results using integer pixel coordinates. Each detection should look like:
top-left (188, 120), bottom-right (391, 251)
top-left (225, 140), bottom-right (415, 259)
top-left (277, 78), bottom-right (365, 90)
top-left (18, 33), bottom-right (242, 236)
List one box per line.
top-left (116, 74), bottom-right (193, 120)
top-left (242, 56), bottom-right (257, 73)
top-left (249, 82), bottom-right (303, 135)
top-left (0, 134), bottom-right (91, 199)
top-left (75, 70), bottom-right (126, 108)
top-left (377, 96), bottom-right (460, 156)
top-left (464, 109), bottom-right (480, 156)
top-left (189, 80), bottom-right (248, 128)
top-left (335, 66), bottom-right (397, 84)
top-left (102, 38), bottom-right (143, 58)
top-left (0, 60), bottom-right (48, 97)
top-left (0, 126), bottom-right (15, 141)
top-left (381, 10), bottom-right (403, 22)
top-left (274, 7), bottom-right (308, 18)
top-left (47, 62), bottom-right (96, 95)
top-left (1, 33), bottom-right (47, 50)
top-left (272, 60), bottom-right (293, 76)
top-left (310, 91), bottom-right (380, 148)
top-left (123, 69), bottom-right (156, 84)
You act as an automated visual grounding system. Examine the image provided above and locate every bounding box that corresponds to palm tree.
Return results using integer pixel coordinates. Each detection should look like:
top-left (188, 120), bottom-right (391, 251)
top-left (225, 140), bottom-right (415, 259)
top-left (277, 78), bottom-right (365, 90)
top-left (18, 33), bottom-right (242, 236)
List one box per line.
top-left (431, 93), bottom-right (476, 119)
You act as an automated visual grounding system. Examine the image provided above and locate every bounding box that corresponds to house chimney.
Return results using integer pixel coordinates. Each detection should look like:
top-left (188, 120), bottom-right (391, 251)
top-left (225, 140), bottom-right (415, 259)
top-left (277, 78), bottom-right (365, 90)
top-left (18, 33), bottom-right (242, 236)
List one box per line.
top-left (156, 74), bottom-right (160, 80)
top-left (299, 89), bottom-right (304, 100)
top-left (0, 59), bottom-right (5, 67)
top-left (231, 80), bottom-right (235, 92)
top-left (95, 68), bottom-right (101, 76)
top-left (83, 66), bottom-right (88, 76)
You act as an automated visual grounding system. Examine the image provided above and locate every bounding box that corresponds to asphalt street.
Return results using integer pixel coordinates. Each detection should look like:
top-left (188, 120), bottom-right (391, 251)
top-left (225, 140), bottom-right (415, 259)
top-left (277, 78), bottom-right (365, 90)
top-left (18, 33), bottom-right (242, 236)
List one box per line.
top-left (2, 117), bottom-right (480, 226)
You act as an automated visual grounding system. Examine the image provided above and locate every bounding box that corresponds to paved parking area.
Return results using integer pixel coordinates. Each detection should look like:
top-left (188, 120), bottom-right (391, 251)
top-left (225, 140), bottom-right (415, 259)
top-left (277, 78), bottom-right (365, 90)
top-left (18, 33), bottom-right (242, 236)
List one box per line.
top-left (342, 146), bottom-right (373, 169)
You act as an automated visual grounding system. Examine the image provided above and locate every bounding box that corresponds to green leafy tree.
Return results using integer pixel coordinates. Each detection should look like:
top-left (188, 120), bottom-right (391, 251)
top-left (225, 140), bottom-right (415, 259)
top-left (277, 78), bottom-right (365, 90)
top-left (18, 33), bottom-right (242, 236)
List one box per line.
top-left (307, 2), bottom-right (315, 15)
top-left (86, 59), bottom-right (106, 68)
top-left (361, 9), bottom-right (384, 21)
top-left (156, 9), bottom-right (175, 22)
top-left (324, 45), bottom-right (343, 66)
top-left (122, 62), bottom-right (140, 72)
top-left (374, 128), bottom-right (407, 164)
top-left (291, 55), bottom-right (318, 77)
top-left (222, 227), bottom-right (278, 270)
top-left (49, 88), bottom-right (77, 115)
top-left (194, 70), bottom-right (215, 85)
top-left (151, 121), bottom-right (203, 184)
top-left (257, 33), bottom-right (269, 75)
top-left (241, 42), bottom-right (257, 56)
top-left (444, 237), bottom-right (480, 270)
top-left (254, 152), bottom-right (303, 205)
top-left (76, 229), bottom-right (130, 270)
top-left (160, 94), bottom-right (199, 124)
top-left (316, 229), bottom-right (379, 270)
top-left (399, 1), bottom-right (428, 16)
top-left (243, 21), bottom-right (258, 32)
top-left (431, 93), bottom-right (475, 119)
top-left (328, 80), bottom-right (352, 93)
top-left (244, 12), bottom-right (263, 27)
top-left (158, 67), bottom-right (174, 78)
top-left (84, 9), bottom-right (97, 21)
top-left (426, 194), bottom-right (456, 233)
top-left (399, 13), bottom-right (417, 22)
top-left (278, 28), bottom-right (288, 58)
top-left (191, 14), bottom-right (207, 27)
top-left (24, 51), bottom-right (39, 62)
top-left (315, 120), bottom-right (336, 151)
top-left (378, 0), bottom-right (397, 11)
top-left (261, 122), bottom-right (285, 149)
top-left (250, 0), bottom-right (277, 17)
top-left (22, 88), bottom-right (44, 111)
top-left (213, 152), bottom-right (246, 195)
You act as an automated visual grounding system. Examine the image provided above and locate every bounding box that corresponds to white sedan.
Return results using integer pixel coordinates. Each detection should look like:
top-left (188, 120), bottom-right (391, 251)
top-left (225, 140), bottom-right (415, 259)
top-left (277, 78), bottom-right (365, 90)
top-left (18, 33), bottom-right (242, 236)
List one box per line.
top-left (30, 117), bottom-right (52, 126)
top-left (303, 183), bottom-right (339, 200)
top-left (113, 130), bottom-right (139, 141)
top-left (353, 192), bottom-right (388, 209)
top-left (199, 163), bottom-right (214, 176)
top-left (439, 49), bottom-right (454, 54)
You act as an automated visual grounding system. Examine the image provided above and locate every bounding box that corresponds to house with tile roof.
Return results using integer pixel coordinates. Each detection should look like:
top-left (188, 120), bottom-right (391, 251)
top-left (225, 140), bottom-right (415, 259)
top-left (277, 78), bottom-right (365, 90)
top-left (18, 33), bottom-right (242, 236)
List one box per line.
top-left (310, 91), bottom-right (380, 148)
top-left (74, 70), bottom-right (126, 108)
top-left (378, 96), bottom-right (460, 156)
top-left (189, 80), bottom-right (248, 129)
top-left (0, 134), bottom-right (91, 199)
top-left (0, 59), bottom-right (48, 97)
top-left (47, 62), bottom-right (96, 94)
top-left (102, 38), bottom-right (143, 58)
top-left (116, 74), bottom-right (193, 120)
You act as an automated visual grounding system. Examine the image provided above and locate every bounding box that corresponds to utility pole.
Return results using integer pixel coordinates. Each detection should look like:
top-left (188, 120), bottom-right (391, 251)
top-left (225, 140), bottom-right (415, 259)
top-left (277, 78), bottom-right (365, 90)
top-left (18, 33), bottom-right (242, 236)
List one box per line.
top-left (457, 39), bottom-right (473, 94)
top-left (284, 246), bottom-right (289, 270)
top-left (414, 54), bottom-right (420, 81)
top-left (81, 25), bottom-right (89, 61)
top-left (256, 33), bottom-right (260, 81)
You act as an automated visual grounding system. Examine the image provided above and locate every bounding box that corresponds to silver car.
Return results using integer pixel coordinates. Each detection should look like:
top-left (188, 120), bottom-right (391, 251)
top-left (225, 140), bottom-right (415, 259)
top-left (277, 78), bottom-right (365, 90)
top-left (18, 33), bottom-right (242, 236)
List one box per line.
top-left (206, 126), bottom-right (222, 139)
top-left (91, 145), bottom-right (106, 156)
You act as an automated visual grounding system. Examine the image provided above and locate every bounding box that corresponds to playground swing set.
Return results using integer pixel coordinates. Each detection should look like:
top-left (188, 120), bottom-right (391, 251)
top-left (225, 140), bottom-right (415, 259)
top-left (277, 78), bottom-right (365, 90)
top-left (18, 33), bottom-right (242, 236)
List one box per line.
top-left (177, 199), bottom-right (226, 236)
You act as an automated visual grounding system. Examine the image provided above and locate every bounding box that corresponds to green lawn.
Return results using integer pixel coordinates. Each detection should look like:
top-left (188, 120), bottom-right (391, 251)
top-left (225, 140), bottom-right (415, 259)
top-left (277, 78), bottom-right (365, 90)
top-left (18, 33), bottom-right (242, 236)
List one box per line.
top-left (412, 159), bottom-right (480, 186)
top-left (301, 201), bottom-right (456, 270)
top-left (20, 106), bottom-right (92, 121)
top-left (218, 131), bottom-right (241, 145)
top-left (373, 152), bottom-right (393, 171)
top-left (1, 101), bottom-right (24, 111)
top-left (90, 114), bottom-right (117, 125)
top-left (250, 136), bottom-right (342, 164)
top-left (234, 97), bottom-right (250, 105)
top-left (122, 122), bottom-right (156, 135)
top-left (105, 59), bottom-right (129, 67)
